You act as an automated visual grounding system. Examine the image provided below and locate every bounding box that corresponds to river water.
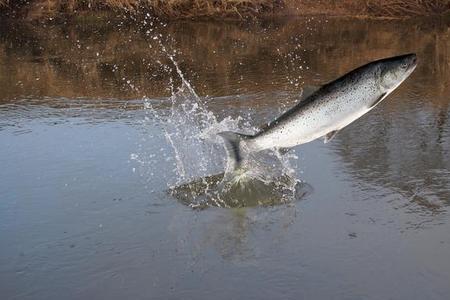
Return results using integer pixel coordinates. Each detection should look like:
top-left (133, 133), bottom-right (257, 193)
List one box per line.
top-left (1, 17), bottom-right (449, 299)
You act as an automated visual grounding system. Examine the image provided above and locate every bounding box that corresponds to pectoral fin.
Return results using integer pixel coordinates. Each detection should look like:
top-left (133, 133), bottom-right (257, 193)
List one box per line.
top-left (324, 130), bottom-right (339, 143)
top-left (369, 92), bottom-right (387, 109)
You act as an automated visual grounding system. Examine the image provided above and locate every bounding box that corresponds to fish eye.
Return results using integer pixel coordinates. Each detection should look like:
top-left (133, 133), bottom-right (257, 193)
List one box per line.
top-left (401, 62), bottom-right (408, 69)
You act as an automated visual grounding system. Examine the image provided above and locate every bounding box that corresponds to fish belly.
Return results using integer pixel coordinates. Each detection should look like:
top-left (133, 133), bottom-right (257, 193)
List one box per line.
top-left (251, 95), bottom-right (370, 151)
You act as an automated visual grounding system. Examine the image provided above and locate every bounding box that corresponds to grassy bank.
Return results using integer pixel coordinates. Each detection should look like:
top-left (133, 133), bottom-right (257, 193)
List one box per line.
top-left (0, 0), bottom-right (283, 20)
top-left (288, 0), bottom-right (450, 17)
top-left (1, 0), bottom-right (450, 21)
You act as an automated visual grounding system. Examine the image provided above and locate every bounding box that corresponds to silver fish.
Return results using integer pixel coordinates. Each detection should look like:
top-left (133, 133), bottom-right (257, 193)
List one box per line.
top-left (219, 53), bottom-right (417, 170)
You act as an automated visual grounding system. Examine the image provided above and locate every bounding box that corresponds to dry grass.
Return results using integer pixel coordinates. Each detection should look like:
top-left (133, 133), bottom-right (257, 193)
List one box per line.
top-left (285, 0), bottom-right (450, 17)
top-left (0, 0), bottom-right (283, 19)
top-left (144, 0), bottom-right (283, 18)
top-left (1, 0), bottom-right (450, 19)
top-left (367, 0), bottom-right (450, 17)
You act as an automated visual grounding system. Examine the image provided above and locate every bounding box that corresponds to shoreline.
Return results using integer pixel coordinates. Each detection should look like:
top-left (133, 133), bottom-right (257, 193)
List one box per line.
top-left (1, 1), bottom-right (450, 22)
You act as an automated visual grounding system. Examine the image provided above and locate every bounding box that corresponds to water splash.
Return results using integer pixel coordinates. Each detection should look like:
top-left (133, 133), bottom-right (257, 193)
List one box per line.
top-left (137, 47), bottom-right (307, 208)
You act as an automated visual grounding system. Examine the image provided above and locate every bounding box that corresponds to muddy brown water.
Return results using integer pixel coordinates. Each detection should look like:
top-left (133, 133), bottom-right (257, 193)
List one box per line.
top-left (1, 17), bottom-right (450, 299)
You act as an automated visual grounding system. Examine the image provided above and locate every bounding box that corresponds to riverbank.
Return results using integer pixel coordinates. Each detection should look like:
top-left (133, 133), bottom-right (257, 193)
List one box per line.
top-left (1, 0), bottom-right (450, 22)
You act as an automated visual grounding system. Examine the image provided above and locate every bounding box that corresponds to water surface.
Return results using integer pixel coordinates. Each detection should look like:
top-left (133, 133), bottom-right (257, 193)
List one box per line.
top-left (1, 17), bottom-right (450, 299)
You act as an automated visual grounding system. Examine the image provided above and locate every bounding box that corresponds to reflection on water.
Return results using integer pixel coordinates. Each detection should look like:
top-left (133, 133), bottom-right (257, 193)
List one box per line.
top-left (1, 16), bottom-right (450, 300)
top-left (333, 103), bottom-right (450, 214)
top-left (2, 18), bottom-right (449, 102)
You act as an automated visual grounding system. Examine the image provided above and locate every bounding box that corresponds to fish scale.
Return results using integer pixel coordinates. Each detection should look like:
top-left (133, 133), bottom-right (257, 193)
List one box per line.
top-left (219, 54), bottom-right (417, 171)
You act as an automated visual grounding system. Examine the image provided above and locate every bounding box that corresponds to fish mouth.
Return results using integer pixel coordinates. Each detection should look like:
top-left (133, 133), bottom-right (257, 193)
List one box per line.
top-left (404, 53), bottom-right (418, 70)
top-left (409, 53), bottom-right (418, 68)
top-left (395, 53), bottom-right (417, 75)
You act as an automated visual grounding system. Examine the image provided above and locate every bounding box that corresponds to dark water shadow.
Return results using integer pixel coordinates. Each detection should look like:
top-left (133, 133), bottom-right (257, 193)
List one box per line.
top-left (169, 172), bottom-right (313, 209)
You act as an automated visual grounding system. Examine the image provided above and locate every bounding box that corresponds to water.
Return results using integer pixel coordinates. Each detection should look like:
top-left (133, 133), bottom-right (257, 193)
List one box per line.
top-left (1, 17), bottom-right (450, 299)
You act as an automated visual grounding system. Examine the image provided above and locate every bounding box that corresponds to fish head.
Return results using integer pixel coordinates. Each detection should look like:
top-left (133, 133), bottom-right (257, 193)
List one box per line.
top-left (378, 53), bottom-right (417, 92)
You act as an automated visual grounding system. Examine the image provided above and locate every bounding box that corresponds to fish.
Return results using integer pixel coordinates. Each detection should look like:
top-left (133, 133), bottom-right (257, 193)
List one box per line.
top-left (219, 53), bottom-right (417, 170)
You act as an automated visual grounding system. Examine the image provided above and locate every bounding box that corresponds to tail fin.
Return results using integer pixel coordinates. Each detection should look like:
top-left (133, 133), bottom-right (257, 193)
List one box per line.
top-left (218, 131), bottom-right (253, 171)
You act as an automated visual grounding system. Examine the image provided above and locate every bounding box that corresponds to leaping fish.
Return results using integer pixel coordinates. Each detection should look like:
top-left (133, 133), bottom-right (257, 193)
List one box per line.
top-left (219, 54), bottom-right (417, 170)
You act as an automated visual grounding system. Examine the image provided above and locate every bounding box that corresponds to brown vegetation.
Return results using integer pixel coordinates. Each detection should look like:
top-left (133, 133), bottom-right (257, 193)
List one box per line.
top-left (0, 0), bottom-right (283, 20)
top-left (285, 0), bottom-right (450, 17)
top-left (366, 0), bottom-right (450, 17)
top-left (0, 0), bottom-right (450, 20)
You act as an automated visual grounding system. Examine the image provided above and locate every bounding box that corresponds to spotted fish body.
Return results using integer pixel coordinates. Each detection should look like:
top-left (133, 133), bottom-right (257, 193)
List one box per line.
top-left (219, 54), bottom-right (417, 170)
